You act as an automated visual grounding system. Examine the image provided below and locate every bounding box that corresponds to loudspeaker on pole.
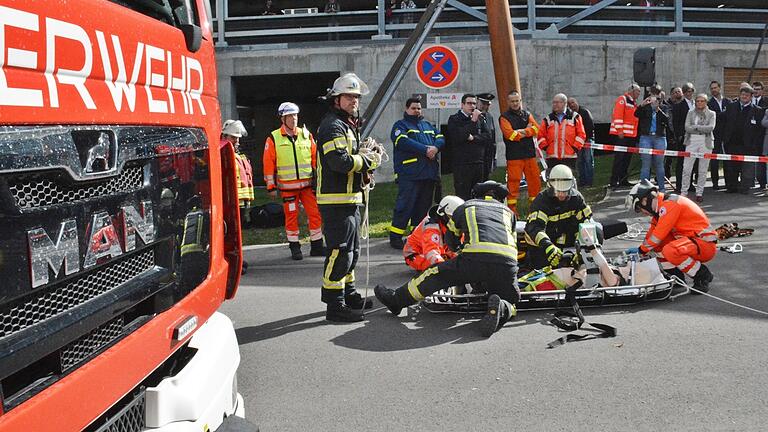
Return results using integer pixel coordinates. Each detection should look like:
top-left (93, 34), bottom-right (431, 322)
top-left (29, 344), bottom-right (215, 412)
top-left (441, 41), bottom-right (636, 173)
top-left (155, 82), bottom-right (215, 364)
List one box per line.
top-left (633, 47), bottom-right (656, 87)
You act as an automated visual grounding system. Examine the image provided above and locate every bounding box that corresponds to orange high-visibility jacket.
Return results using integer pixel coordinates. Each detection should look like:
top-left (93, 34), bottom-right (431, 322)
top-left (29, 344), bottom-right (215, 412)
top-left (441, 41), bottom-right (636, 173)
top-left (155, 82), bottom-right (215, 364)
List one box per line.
top-left (609, 93), bottom-right (639, 137)
top-left (403, 214), bottom-right (455, 266)
top-left (263, 125), bottom-right (317, 191)
top-left (536, 109), bottom-right (586, 159)
top-left (639, 193), bottom-right (718, 254)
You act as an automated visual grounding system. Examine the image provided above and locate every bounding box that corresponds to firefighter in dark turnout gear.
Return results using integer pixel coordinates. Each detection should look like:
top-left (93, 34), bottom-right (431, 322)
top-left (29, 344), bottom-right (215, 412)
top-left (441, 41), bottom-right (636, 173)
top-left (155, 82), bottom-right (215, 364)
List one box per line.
top-left (375, 181), bottom-right (519, 337)
top-left (525, 165), bottom-right (593, 269)
top-left (316, 73), bottom-right (380, 322)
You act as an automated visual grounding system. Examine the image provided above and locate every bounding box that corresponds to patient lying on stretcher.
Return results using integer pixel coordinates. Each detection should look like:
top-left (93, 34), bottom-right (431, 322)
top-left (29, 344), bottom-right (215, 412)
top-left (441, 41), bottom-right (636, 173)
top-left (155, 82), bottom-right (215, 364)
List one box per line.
top-left (520, 223), bottom-right (668, 292)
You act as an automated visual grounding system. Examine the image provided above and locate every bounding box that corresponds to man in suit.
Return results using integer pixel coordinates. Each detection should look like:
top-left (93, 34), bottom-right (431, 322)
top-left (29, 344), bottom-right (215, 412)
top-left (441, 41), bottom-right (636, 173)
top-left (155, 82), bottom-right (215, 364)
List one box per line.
top-left (754, 82), bottom-right (768, 188)
top-left (722, 85), bottom-right (766, 194)
top-left (670, 82), bottom-right (696, 193)
top-left (708, 80), bottom-right (731, 190)
top-left (752, 81), bottom-right (768, 109)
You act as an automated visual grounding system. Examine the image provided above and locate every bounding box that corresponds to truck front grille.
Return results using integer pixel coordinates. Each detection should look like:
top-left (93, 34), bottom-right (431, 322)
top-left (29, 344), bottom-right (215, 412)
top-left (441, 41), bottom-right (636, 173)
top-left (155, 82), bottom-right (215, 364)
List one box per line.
top-left (9, 166), bottom-right (144, 210)
top-left (92, 391), bottom-right (146, 432)
top-left (60, 317), bottom-right (125, 372)
top-left (0, 250), bottom-right (155, 339)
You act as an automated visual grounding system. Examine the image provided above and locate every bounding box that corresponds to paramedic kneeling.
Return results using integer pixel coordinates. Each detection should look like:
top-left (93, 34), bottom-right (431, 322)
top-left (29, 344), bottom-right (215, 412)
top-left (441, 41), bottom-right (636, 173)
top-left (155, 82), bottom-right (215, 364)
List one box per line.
top-left (375, 181), bottom-right (519, 337)
top-left (626, 179), bottom-right (717, 292)
top-left (402, 196), bottom-right (463, 271)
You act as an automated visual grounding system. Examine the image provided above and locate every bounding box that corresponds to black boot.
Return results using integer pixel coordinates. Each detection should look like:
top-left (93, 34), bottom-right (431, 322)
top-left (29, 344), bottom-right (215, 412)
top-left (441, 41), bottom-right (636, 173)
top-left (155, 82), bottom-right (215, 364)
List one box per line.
top-left (345, 291), bottom-right (373, 310)
top-left (326, 303), bottom-right (365, 322)
top-left (374, 284), bottom-right (405, 316)
top-left (389, 233), bottom-right (404, 250)
top-left (665, 268), bottom-right (685, 283)
top-left (309, 239), bottom-right (325, 257)
top-left (289, 242), bottom-right (303, 261)
top-left (480, 294), bottom-right (516, 337)
top-left (241, 261), bottom-right (248, 275)
top-left (692, 264), bottom-right (713, 294)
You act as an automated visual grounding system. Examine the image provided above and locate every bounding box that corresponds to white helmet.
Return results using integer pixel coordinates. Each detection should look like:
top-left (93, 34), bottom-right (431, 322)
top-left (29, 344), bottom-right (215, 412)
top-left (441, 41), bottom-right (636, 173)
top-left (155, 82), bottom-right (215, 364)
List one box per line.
top-left (329, 73), bottom-right (370, 97)
top-left (278, 102), bottom-right (300, 116)
top-left (436, 195), bottom-right (464, 218)
top-left (222, 119), bottom-right (247, 137)
top-left (548, 164), bottom-right (576, 193)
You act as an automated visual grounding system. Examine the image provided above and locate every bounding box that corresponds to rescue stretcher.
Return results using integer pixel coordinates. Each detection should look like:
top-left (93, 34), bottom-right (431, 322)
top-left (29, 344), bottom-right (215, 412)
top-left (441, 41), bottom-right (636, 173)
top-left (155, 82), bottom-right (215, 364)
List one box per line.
top-left (417, 221), bottom-right (689, 316)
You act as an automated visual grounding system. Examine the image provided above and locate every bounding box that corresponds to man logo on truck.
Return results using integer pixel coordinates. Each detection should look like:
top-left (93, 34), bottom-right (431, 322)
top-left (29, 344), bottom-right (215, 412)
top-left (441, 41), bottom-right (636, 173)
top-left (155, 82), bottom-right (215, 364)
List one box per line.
top-left (27, 200), bottom-right (155, 288)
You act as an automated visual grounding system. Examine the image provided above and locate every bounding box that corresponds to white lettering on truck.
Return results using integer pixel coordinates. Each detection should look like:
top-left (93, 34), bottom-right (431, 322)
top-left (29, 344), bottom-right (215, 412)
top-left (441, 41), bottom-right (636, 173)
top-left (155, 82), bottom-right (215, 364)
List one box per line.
top-left (0, 5), bottom-right (205, 114)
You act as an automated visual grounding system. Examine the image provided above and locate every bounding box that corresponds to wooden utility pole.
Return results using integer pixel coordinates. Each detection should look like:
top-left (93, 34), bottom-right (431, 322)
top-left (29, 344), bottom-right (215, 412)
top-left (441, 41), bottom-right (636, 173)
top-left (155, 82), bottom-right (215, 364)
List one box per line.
top-left (486, 0), bottom-right (521, 113)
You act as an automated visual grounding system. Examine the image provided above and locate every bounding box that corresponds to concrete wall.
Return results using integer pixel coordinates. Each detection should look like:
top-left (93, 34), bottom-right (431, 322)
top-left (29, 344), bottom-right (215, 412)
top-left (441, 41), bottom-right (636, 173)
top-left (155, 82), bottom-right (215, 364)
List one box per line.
top-left (216, 37), bottom-right (767, 180)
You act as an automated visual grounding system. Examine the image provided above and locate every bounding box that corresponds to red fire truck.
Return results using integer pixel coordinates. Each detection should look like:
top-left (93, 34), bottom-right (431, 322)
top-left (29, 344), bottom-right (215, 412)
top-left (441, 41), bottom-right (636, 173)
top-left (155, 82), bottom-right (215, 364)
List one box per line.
top-left (0, 1), bottom-right (250, 430)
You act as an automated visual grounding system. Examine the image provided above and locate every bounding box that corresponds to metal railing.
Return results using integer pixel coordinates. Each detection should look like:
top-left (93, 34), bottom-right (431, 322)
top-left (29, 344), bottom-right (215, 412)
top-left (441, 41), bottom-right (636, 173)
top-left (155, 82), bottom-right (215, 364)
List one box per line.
top-left (210, 1), bottom-right (768, 47)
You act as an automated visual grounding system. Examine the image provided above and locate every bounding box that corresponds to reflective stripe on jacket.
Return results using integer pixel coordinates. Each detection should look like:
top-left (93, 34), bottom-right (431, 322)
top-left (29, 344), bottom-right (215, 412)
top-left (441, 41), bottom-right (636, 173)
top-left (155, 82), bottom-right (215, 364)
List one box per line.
top-left (316, 108), bottom-right (374, 206)
top-left (391, 114), bottom-right (444, 180)
top-left (499, 109), bottom-right (540, 160)
top-left (640, 193), bottom-right (717, 253)
top-left (610, 93), bottom-right (639, 137)
top-left (448, 198), bottom-right (517, 264)
top-left (263, 125), bottom-right (317, 191)
top-left (234, 152), bottom-right (255, 204)
top-left (525, 190), bottom-right (592, 250)
top-left (537, 109), bottom-right (586, 159)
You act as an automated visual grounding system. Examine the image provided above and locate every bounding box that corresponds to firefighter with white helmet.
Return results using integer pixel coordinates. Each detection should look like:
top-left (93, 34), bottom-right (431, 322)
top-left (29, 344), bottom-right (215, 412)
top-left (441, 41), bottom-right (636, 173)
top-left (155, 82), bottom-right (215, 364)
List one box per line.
top-left (263, 102), bottom-right (324, 260)
top-left (402, 195), bottom-right (463, 272)
top-left (315, 73), bottom-right (381, 322)
top-left (525, 164), bottom-right (593, 269)
top-left (220, 119), bottom-right (252, 274)
top-left (376, 181), bottom-right (520, 338)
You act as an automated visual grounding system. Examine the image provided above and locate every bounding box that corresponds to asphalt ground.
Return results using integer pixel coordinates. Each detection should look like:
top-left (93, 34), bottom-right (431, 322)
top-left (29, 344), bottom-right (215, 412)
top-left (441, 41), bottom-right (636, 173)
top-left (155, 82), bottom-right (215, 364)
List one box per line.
top-left (221, 182), bottom-right (768, 432)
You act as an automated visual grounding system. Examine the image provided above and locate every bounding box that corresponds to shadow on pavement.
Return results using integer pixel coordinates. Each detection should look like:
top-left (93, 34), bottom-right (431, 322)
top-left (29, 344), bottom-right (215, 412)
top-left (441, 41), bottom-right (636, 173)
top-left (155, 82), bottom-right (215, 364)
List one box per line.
top-left (235, 311), bottom-right (327, 345)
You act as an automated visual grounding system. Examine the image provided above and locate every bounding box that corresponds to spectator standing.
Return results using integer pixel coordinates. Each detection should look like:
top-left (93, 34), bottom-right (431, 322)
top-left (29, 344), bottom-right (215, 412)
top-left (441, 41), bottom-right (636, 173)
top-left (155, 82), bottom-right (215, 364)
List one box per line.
top-left (263, 102), bottom-right (324, 260)
top-left (761, 109), bottom-right (768, 195)
top-left (388, 98), bottom-right (444, 249)
top-left (325, 0), bottom-right (340, 12)
top-left (722, 85), bottom-right (765, 194)
top-left (681, 94), bottom-right (716, 202)
top-left (477, 92), bottom-right (497, 179)
top-left (499, 90), bottom-right (542, 214)
top-left (609, 83), bottom-right (641, 188)
top-left (635, 94), bottom-right (669, 192)
top-left (446, 94), bottom-right (494, 200)
top-left (667, 86), bottom-right (683, 108)
top-left (261, 0), bottom-right (281, 15)
top-left (537, 93), bottom-right (586, 175)
top-left (221, 120), bottom-right (252, 274)
top-left (670, 82), bottom-right (696, 193)
top-left (752, 81), bottom-right (768, 108)
top-left (754, 82), bottom-right (768, 189)
top-left (708, 80), bottom-right (730, 190)
top-left (567, 97), bottom-right (595, 187)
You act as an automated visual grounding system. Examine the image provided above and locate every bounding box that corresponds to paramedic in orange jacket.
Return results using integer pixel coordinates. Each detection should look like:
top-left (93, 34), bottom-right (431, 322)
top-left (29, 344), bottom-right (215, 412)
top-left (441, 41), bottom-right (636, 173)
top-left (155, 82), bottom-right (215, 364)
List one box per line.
top-left (402, 196), bottom-right (463, 271)
top-left (609, 83), bottom-right (642, 188)
top-left (221, 119), bottom-right (252, 274)
top-left (263, 102), bottom-right (324, 261)
top-left (626, 179), bottom-right (717, 292)
top-left (498, 90), bottom-right (542, 214)
top-left (537, 93), bottom-right (586, 175)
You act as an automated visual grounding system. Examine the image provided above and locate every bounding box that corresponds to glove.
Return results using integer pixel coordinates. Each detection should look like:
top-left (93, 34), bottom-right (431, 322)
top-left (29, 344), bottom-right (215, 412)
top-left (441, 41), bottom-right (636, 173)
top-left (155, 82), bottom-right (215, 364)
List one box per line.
top-left (358, 147), bottom-right (381, 170)
top-left (625, 247), bottom-right (640, 255)
top-left (545, 244), bottom-right (563, 267)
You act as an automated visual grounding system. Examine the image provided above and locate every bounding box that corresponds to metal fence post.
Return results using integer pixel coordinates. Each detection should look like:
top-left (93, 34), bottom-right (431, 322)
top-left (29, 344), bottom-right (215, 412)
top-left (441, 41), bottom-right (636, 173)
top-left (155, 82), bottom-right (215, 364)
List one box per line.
top-left (527, 0), bottom-right (536, 32)
top-left (372, 0), bottom-right (392, 40)
top-left (669, 0), bottom-right (689, 36)
top-left (216, 0), bottom-right (227, 46)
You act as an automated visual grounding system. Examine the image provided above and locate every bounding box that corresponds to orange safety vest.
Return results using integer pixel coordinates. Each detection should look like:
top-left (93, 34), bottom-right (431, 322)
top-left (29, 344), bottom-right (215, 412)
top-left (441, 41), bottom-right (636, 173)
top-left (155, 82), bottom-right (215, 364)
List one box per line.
top-left (639, 193), bottom-right (718, 253)
top-left (609, 93), bottom-right (639, 138)
top-left (537, 109), bottom-right (586, 159)
top-left (403, 215), bottom-right (455, 267)
top-left (263, 125), bottom-right (317, 191)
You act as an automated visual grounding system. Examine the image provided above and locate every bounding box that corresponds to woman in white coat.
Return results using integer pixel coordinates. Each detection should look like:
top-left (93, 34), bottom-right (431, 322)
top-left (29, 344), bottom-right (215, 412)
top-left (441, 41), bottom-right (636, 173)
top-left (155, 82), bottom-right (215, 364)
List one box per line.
top-left (681, 93), bottom-right (716, 202)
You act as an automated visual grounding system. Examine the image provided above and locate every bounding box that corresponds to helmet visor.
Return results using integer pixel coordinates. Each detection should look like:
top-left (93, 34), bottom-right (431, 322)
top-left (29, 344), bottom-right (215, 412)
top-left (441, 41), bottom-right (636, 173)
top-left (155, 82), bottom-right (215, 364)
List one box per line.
top-left (549, 178), bottom-right (575, 193)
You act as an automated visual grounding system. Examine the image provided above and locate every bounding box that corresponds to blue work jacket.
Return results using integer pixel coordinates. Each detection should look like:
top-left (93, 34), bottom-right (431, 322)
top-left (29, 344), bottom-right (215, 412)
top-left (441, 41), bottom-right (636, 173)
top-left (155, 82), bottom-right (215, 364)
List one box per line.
top-left (391, 113), bottom-right (445, 180)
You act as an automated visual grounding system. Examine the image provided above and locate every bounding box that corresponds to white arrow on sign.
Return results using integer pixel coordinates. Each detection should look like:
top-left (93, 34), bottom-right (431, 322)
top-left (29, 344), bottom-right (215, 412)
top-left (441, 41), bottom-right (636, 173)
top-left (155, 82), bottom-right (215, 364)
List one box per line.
top-left (431, 52), bottom-right (444, 61)
top-left (431, 73), bottom-right (445, 82)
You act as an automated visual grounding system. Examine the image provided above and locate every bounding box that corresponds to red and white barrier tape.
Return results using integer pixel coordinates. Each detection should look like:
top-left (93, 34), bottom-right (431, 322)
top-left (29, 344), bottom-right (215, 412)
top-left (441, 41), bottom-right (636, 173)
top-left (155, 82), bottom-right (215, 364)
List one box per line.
top-left (584, 142), bottom-right (768, 163)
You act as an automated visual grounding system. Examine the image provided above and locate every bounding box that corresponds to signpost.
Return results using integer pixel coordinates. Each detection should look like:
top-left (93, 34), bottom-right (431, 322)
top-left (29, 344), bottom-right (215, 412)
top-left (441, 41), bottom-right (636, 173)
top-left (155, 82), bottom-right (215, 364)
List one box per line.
top-left (416, 45), bottom-right (460, 89)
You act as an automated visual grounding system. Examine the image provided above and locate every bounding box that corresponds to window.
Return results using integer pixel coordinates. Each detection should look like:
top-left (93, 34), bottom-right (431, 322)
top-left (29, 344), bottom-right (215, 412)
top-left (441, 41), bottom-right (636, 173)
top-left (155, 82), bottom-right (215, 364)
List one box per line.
top-left (108, 0), bottom-right (200, 28)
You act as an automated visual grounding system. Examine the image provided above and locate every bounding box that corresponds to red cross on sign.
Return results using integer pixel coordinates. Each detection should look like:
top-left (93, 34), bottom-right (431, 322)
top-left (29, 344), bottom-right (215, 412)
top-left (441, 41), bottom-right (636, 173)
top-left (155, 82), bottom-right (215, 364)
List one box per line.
top-left (416, 45), bottom-right (460, 89)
